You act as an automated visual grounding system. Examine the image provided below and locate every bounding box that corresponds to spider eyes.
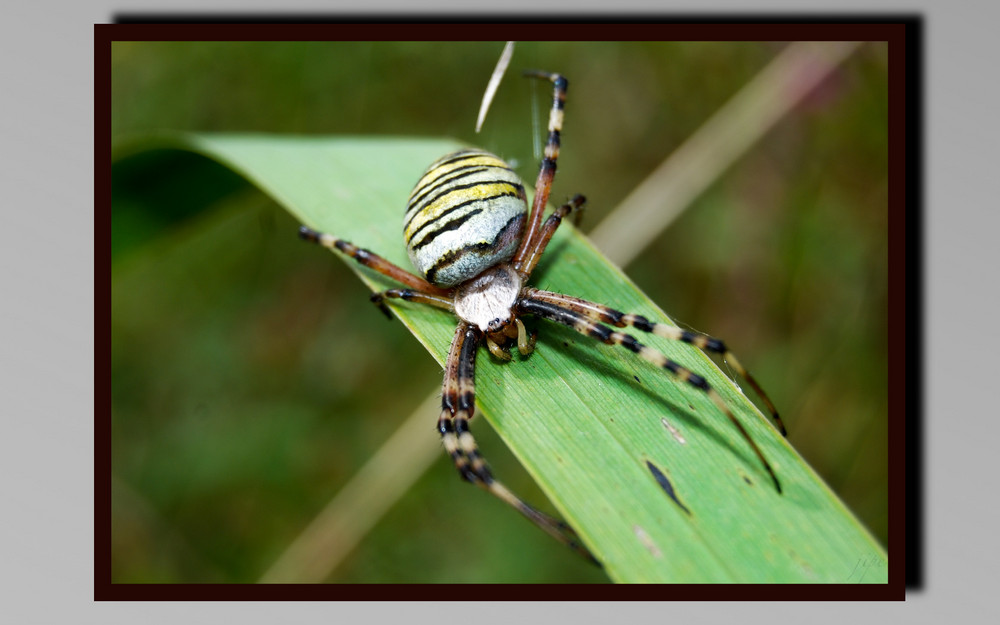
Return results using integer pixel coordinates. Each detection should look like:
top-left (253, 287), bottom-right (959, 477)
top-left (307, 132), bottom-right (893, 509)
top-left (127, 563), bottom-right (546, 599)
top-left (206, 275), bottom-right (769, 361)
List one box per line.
top-left (487, 317), bottom-right (506, 331)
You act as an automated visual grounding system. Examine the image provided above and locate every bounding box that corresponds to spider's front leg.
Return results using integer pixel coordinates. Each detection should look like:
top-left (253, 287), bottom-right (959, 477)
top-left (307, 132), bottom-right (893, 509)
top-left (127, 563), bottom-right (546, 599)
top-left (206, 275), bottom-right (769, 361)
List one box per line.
top-left (438, 323), bottom-right (599, 566)
top-left (369, 288), bottom-right (454, 319)
top-left (517, 296), bottom-right (783, 494)
top-left (523, 288), bottom-right (787, 436)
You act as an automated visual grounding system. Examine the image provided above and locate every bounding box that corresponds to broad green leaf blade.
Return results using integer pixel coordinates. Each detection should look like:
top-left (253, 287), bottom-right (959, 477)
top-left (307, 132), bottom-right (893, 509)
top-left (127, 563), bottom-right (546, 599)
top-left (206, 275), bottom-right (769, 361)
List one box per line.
top-left (115, 133), bottom-right (887, 583)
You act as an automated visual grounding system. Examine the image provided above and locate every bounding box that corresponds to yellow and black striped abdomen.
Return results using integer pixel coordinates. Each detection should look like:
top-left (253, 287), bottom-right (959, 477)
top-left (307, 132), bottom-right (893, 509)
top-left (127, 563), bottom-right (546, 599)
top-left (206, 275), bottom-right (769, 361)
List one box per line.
top-left (404, 149), bottom-right (528, 287)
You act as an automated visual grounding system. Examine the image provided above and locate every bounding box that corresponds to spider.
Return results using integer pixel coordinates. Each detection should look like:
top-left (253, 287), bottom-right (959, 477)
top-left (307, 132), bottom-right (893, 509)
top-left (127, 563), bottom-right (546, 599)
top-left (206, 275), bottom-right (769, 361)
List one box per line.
top-left (299, 70), bottom-right (786, 565)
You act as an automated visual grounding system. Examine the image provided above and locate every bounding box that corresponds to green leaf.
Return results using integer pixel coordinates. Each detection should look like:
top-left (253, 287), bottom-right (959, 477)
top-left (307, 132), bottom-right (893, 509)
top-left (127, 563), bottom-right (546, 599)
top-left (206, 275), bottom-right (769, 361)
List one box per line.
top-left (114, 132), bottom-right (887, 583)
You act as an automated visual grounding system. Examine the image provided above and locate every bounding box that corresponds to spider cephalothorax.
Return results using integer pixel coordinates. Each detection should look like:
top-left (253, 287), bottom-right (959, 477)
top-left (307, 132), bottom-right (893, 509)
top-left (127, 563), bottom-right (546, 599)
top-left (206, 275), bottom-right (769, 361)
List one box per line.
top-left (299, 71), bottom-right (786, 565)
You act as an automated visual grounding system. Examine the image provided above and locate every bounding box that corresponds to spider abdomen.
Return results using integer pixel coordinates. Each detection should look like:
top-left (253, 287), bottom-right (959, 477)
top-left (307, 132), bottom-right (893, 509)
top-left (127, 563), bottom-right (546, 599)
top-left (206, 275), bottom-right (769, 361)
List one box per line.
top-left (404, 149), bottom-right (528, 287)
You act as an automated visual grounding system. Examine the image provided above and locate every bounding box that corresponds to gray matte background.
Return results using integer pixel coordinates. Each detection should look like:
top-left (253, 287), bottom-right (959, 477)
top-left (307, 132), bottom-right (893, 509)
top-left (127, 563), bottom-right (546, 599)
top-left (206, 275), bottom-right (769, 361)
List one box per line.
top-left (3, 0), bottom-right (994, 620)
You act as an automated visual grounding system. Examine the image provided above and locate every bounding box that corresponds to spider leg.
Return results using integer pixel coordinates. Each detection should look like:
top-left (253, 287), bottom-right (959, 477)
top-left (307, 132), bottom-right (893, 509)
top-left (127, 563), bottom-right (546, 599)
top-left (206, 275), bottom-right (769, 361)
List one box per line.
top-left (439, 323), bottom-right (600, 565)
top-left (524, 288), bottom-right (786, 436)
top-left (517, 194), bottom-right (587, 279)
top-left (299, 226), bottom-right (450, 296)
top-left (512, 71), bottom-right (568, 271)
top-left (369, 288), bottom-right (454, 319)
top-left (517, 297), bottom-right (782, 494)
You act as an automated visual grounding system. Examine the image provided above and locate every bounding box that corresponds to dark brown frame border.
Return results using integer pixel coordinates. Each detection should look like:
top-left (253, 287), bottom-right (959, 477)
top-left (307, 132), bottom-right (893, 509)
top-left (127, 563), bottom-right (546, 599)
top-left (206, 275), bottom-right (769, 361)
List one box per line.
top-left (98, 18), bottom-right (918, 600)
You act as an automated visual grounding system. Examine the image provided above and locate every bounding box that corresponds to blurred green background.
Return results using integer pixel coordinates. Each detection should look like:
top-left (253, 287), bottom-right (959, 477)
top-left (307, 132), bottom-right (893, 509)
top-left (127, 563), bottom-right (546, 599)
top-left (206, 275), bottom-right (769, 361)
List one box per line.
top-left (110, 41), bottom-right (888, 583)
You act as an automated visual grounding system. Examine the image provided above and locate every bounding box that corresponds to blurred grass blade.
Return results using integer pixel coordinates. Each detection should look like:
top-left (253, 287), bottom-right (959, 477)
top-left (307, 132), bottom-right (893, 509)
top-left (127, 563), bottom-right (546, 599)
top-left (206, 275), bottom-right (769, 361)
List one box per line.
top-left (590, 41), bottom-right (862, 263)
top-left (114, 133), bottom-right (887, 583)
top-left (476, 41), bottom-right (515, 133)
top-left (258, 390), bottom-right (443, 583)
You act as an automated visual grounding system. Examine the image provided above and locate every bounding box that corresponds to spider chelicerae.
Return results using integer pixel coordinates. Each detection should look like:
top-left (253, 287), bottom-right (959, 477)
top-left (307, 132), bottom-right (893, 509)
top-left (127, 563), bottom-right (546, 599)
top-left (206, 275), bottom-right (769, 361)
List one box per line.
top-left (299, 70), bottom-right (786, 565)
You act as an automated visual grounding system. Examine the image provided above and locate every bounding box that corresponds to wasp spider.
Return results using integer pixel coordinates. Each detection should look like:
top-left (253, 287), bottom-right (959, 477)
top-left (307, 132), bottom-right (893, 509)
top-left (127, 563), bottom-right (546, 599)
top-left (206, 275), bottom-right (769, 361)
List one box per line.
top-left (299, 71), bottom-right (786, 565)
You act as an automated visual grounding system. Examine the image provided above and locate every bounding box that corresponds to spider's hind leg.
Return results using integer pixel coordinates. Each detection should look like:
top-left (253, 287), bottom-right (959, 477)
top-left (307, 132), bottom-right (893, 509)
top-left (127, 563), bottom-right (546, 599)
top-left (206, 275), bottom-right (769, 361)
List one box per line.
top-left (517, 194), bottom-right (587, 279)
top-left (439, 323), bottom-right (599, 566)
top-left (523, 288), bottom-right (786, 436)
top-left (512, 71), bottom-right (570, 271)
top-left (299, 226), bottom-right (450, 297)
